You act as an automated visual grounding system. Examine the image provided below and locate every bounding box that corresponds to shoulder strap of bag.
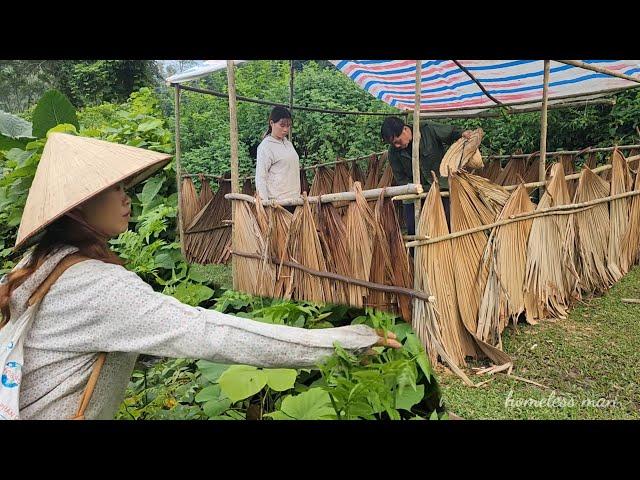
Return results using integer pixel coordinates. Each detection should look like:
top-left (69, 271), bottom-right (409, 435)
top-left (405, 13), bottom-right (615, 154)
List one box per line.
top-left (27, 254), bottom-right (107, 420)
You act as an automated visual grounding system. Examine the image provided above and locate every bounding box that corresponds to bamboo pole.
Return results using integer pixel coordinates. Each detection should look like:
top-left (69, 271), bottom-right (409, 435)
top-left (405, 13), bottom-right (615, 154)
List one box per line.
top-left (392, 154), bottom-right (640, 202)
top-left (420, 98), bottom-right (614, 119)
top-left (485, 144), bottom-right (640, 161)
top-left (405, 187), bottom-right (640, 247)
top-left (539, 60), bottom-right (551, 195)
top-left (412, 61), bottom-right (422, 235)
top-left (174, 83), bottom-right (407, 117)
top-left (225, 183), bottom-right (422, 207)
top-left (227, 60), bottom-right (240, 289)
top-left (174, 85), bottom-right (185, 256)
top-left (289, 60), bottom-right (294, 140)
top-left (231, 250), bottom-right (435, 303)
top-left (556, 60), bottom-right (640, 84)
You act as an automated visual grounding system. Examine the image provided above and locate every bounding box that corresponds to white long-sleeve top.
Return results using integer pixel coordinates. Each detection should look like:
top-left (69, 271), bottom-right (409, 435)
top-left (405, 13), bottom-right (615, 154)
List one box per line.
top-left (255, 135), bottom-right (301, 201)
top-left (8, 249), bottom-right (379, 419)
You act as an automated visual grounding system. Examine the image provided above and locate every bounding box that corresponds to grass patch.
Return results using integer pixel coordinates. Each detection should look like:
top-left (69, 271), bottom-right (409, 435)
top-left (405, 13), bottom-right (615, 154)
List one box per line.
top-left (439, 266), bottom-right (640, 419)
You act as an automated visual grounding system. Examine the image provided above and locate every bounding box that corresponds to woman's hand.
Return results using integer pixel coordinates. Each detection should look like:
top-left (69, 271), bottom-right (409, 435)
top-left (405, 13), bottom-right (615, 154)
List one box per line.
top-left (374, 329), bottom-right (402, 349)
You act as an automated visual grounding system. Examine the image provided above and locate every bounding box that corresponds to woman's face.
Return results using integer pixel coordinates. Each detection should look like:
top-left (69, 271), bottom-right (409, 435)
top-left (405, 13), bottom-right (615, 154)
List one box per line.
top-left (270, 117), bottom-right (291, 140)
top-left (76, 182), bottom-right (132, 238)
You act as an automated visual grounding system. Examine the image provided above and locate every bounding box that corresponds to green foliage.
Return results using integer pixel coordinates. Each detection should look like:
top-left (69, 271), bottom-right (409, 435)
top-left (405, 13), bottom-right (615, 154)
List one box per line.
top-left (31, 89), bottom-right (80, 138)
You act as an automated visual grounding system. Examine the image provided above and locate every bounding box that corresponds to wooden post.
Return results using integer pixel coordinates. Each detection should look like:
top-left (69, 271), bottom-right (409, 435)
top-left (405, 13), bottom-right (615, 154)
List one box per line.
top-left (174, 84), bottom-right (185, 256)
top-left (289, 60), bottom-right (294, 140)
top-left (539, 60), bottom-right (551, 195)
top-left (227, 60), bottom-right (240, 289)
top-left (412, 60), bottom-right (422, 232)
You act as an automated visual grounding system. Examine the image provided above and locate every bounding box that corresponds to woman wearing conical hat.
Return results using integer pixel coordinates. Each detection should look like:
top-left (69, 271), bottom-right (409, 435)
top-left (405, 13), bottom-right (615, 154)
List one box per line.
top-left (0, 133), bottom-right (399, 420)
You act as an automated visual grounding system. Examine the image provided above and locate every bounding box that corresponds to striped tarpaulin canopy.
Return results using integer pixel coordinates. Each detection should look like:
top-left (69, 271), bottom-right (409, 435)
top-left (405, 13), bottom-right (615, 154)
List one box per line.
top-left (330, 60), bottom-right (640, 117)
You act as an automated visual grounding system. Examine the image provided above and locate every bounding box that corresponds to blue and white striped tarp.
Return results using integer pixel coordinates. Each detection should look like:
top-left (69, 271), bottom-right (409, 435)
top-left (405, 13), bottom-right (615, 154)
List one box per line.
top-left (330, 60), bottom-right (640, 116)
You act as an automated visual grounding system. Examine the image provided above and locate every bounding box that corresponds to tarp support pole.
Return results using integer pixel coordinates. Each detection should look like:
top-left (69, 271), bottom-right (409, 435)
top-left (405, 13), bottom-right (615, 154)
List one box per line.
top-left (174, 84), bottom-right (185, 257)
top-left (227, 60), bottom-right (240, 289)
top-left (539, 60), bottom-right (551, 195)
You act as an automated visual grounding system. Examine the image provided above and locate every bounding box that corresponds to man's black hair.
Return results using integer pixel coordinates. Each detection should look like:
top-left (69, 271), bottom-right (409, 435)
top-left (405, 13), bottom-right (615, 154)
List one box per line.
top-left (381, 116), bottom-right (406, 144)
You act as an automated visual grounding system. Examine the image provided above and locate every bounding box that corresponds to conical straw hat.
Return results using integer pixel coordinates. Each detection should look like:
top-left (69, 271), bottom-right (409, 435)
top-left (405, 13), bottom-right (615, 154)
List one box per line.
top-left (14, 133), bottom-right (172, 250)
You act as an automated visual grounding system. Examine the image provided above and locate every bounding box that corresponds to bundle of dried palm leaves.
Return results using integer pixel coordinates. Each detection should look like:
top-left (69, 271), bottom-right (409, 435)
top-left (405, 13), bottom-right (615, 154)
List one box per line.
top-left (350, 160), bottom-right (366, 187)
top-left (439, 128), bottom-right (484, 176)
top-left (300, 169), bottom-right (310, 195)
top-left (479, 185), bottom-right (537, 349)
top-left (366, 192), bottom-right (395, 312)
top-left (332, 162), bottom-right (354, 209)
top-left (252, 193), bottom-right (278, 297)
top-left (197, 174), bottom-right (214, 210)
top-left (309, 166), bottom-right (334, 197)
top-left (585, 151), bottom-right (598, 170)
top-left (242, 178), bottom-right (255, 196)
top-left (285, 194), bottom-right (331, 304)
top-left (621, 164), bottom-right (640, 271)
top-left (181, 177), bottom-right (200, 231)
top-left (184, 178), bottom-right (232, 264)
top-left (268, 204), bottom-right (294, 298)
top-left (628, 148), bottom-right (640, 172)
top-left (523, 156), bottom-right (541, 185)
top-left (462, 171), bottom-right (511, 215)
top-left (496, 157), bottom-right (528, 186)
top-left (317, 201), bottom-right (350, 305)
top-left (232, 199), bottom-right (268, 296)
top-left (376, 193), bottom-right (414, 322)
top-left (449, 172), bottom-right (496, 343)
top-left (378, 163), bottom-right (395, 188)
top-left (344, 182), bottom-right (378, 307)
top-left (571, 167), bottom-right (616, 293)
top-left (525, 163), bottom-right (579, 321)
top-left (415, 180), bottom-right (476, 367)
top-left (608, 148), bottom-right (633, 279)
top-left (479, 160), bottom-right (503, 183)
top-left (364, 155), bottom-right (382, 190)
top-left (559, 154), bottom-right (577, 197)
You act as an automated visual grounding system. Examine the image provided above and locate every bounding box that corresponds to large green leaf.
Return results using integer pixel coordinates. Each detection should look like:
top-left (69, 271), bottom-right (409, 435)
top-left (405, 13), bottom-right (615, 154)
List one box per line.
top-left (0, 134), bottom-right (29, 152)
top-left (138, 176), bottom-right (165, 206)
top-left (196, 360), bottom-right (229, 383)
top-left (218, 365), bottom-right (267, 402)
top-left (137, 119), bottom-right (163, 133)
top-left (195, 384), bottom-right (222, 403)
top-left (32, 90), bottom-right (79, 138)
top-left (203, 398), bottom-right (232, 417)
top-left (264, 369), bottom-right (298, 392)
top-left (0, 110), bottom-right (32, 138)
top-left (395, 384), bottom-right (424, 411)
top-left (278, 388), bottom-right (336, 420)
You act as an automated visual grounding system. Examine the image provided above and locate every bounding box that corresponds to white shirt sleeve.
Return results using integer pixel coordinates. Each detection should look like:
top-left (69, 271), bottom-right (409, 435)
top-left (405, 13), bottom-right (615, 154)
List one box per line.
top-left (43, 261), bottom-right (380, 368)
top-left (255, 142), bottom-right (273, 200)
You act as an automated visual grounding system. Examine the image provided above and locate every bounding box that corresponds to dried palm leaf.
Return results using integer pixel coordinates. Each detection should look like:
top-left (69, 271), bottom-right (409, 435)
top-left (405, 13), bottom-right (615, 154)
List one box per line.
top-left (332, 162), bottom-right (354, 209)
top-left (628, 148), bottom-right (640, 172)
top-left (449, 172), bottom-right (495, 342)
top-left (479, 185), bottom-right (537, 349)
top-left (181, 177), bottom-right (200, 229)
top-left (233, 200), bottom-right (268, 296)
top-left (366, 191), bottom-right (395, 312)
top-left (439, 128), bottom-right (484, 176)
top-left (571, 167), bottom-right (616, 293)
top-left (462, 171), bottom-right (511, 216)
top-left (285, 194), bottom-right (331, 304)
top-left (242, 178), bottom-right (255, 196)
top-left (608, 148), bottom-right (632, 278)
top-left (197, 174), bottom-right (214, 210)
top-left (350, 160), bottom-right (366, 186)
top-left (525, 164), bottom-right (579, 321)
top-left (253, 193), bottom-right (278, 297)
top-left (309, 165), bottom-right (334, 197)
top-left (317, 201), bottom-right (350, 305)
top-left (481, 160), bottom-right (503, 183)
top-left (621, 165), bottom-right (640, 271)
top-left (268, 204), bottom-right (294, 298)
top-left (378, 163), bottom-right (395, 188)
top-left (364, 155), bottom-right (382, 190)
top-left (184, 178), bottom-right (232, 265)
top-left (300, 168), bottom-right (310, 195)
top-left (344, 182), bottom-right (377, 307)
top-left (415, 181), bottom-right (476, 367)
top-left (496, 157), bottom-right (528, 186)
top-left (377, 193), bottom-right (414, 322)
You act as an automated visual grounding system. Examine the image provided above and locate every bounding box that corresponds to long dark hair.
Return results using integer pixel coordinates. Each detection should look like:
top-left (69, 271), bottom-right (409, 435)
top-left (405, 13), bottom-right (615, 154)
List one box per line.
top-left (264, 106), bottom-right (292, 138)
top-left (0, 215), bottom-right (124, 325)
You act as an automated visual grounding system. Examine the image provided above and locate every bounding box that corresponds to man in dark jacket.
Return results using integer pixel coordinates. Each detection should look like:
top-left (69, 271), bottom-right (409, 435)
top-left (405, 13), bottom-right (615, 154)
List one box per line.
top-left (381, 116), bottom-right (472, 234)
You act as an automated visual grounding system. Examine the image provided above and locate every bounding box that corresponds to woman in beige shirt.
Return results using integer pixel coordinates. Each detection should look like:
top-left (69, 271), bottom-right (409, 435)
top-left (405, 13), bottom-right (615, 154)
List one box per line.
top-left (255, 106), bottom-right (301, 208)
